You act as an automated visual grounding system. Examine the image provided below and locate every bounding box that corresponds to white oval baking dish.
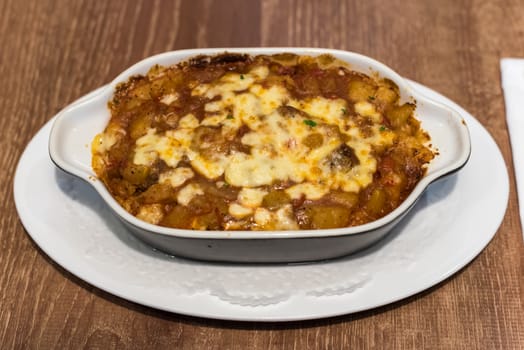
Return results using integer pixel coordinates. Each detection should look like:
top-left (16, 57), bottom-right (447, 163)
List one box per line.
top-left (49, 48), bottom-right (471, 263)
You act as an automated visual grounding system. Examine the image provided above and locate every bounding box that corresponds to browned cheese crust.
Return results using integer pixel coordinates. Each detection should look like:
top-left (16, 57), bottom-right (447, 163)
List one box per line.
top-left (92, 53), bottom-right (435, 230)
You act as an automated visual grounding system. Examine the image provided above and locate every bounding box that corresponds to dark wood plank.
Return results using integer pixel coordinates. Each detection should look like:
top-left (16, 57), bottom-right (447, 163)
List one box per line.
top-left (0, 0), bottom-right (522, 349)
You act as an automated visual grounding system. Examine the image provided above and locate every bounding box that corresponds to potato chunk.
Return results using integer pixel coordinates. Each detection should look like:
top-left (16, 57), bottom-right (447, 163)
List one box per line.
top-left (160, 205), bottom-right (192, 228)
top-left (348, 80), bottom-right (377, 101)
top-left (121, 163), bottom-right (150, 185)
top-left (305, 205), bottom-right (351, 229)
top-left (140, 183), bottom-right (175, 204)
top-left (302, 133), bottom-right (324, 149)
top-left (262, 190), bottom-right (291, 210)
top-left (366, 188), bottom-right (387, 215)
top-left (387, 103), bottom-right (415, 128)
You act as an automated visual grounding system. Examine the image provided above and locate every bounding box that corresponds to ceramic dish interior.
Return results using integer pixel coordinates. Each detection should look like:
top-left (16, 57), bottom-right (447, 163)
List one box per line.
top-left (48, 48), bottom-right (471, 262)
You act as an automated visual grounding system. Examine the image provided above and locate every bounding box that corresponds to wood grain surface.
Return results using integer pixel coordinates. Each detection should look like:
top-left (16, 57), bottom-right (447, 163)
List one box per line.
top-left (1, 0), bottom-right (523, 348)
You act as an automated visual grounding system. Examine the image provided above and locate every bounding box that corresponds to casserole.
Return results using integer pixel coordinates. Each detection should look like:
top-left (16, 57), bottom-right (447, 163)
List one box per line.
top-left (49, 48), bottom-right (471, 262)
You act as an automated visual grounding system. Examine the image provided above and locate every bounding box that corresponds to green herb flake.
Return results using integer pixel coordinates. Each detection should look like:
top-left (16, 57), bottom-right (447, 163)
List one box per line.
top-left (369, 95), bottom-right (376, 100)
top-left (341, 107), bottom-right (347, 115)
top-left (240, 74), bottom-right (245, 80)
top-left (226, 114), bottom-right (234, 119)
top-left (379, 125), bottom-right (387, 131)
top-left (304, 119), bottom-right (317, 127)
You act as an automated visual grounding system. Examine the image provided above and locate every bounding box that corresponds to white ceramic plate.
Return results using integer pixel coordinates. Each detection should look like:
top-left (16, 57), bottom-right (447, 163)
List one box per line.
top-left (14, 81), bottom-right (508, 322)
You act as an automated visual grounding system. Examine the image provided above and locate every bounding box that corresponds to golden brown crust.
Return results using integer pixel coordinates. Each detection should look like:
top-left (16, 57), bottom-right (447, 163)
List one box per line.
top-left (92, 53), bottom-right (435, 230)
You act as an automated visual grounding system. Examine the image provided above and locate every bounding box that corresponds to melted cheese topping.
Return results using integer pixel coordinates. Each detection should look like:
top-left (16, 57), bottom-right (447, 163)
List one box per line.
top-left (93, 55), bottom-right (435, 231)
top-left (238, 188), bottom-right (267, 207)
top-left (177, 183), bottom-right (204, 206)
top-left (228, 203), bottom-right (253, 219)
top-left (132, 65), bottom-right (394, 206)
top-left (92, 125), bottom-right (123, 154)
top-left (136, 204), bottom-right (164, 224)
top-left (159, 167), bottom-right (194, 187)
top-left (254, 205), bottom-right (299, 230)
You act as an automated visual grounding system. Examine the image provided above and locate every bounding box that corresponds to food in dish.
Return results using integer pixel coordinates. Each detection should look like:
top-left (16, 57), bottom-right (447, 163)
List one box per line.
top-left (91, 53), bottom-right (435, 231)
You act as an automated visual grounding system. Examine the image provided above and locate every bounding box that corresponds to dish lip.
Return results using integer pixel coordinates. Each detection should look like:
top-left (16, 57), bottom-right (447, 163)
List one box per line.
top-left (48, 47), bottom-right (471, 240)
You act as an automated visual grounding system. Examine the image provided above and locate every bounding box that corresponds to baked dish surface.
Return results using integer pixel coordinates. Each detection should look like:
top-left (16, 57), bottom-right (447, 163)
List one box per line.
top-left (92, 53), bottom-right (435, 230)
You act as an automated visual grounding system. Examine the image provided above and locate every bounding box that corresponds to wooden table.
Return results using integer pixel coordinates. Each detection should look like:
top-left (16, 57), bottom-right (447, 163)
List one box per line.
top-left (2, 0), bottom-right (523, 348)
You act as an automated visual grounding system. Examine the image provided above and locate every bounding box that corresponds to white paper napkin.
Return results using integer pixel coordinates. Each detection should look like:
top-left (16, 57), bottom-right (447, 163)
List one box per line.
top-left (500, 58), bottom-right (524, 233)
